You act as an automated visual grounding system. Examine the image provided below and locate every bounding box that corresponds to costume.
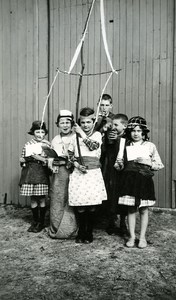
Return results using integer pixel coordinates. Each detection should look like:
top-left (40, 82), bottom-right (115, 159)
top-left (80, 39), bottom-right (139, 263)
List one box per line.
top-left (19, 139), bottom-right (50, 196)
top-left (102, 132), bottom-right (128, 222)
top-left (68, 131), bottom-right (107, 206)
top-left (48, 133), bottom-right (77, 239)
top-left (118, 140), bottom-right (164, 207)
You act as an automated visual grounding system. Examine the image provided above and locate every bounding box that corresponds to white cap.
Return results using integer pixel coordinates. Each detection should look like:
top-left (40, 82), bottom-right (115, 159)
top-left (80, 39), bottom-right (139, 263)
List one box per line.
top-left (56, 109), bottom-right (74, 124)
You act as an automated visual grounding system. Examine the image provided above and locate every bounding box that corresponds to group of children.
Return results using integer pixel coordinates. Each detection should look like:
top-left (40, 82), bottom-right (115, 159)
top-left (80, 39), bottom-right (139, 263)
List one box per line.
top-left (19, 94), bottom-right (164, 248)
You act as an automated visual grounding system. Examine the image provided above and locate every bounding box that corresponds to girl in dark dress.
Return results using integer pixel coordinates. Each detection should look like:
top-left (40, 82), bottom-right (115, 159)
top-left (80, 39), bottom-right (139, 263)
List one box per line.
top-left (19, 121), bottom-right (51, 233)
top-left (115, 116), bottom-right (164, 248)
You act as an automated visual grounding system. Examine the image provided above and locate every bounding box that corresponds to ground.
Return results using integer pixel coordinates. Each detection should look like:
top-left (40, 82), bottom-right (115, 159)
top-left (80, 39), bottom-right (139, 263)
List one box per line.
top-left (0, 205), bottom-right (176, 300)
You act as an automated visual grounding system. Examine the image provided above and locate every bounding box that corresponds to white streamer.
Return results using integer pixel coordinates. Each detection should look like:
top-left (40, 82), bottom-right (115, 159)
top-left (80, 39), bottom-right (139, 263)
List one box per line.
top-left (41, 69), bottom-right (60, 127)
top-left (68, 0), bottom-right (96, 74)
top-left (41, 0), bottom-right (119, 128)
top-left (100, 0), bottom-right (117, 73)
top-left (95, 72), bottom-right (113, 123)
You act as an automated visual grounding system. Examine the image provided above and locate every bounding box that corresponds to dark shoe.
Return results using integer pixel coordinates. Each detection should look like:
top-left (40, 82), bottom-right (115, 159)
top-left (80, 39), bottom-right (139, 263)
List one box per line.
top-left (106, 226), bottom-right (116, 235)
top-left (34, 222), bottom-right (45, 233)
top-left (106, 222), bottom-right (120, 235)
top-left (84, 232), bottom-right (93, 244)
top-left (27, 222), bottom-right (38, 232)
top-left (75, 235), bottom-right (85, 244)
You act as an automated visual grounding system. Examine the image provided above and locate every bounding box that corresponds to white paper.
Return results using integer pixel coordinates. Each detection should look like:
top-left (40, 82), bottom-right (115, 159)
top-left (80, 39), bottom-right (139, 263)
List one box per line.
top-left (126, 145), bottom-right (150, 161)
top-left (118, 138), bottom-right (126, 159)
top-left (25, 143), bottom-right (42, 157)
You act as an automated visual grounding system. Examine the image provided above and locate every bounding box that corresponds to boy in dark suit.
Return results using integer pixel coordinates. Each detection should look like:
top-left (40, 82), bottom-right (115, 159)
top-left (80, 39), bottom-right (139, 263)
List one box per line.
top-left (102, 114), bottom-right (129, 235)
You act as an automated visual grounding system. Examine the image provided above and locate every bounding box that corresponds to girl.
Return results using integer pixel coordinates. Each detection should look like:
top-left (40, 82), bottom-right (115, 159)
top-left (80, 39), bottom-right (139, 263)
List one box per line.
top-left (68, 107), bottom-right (107, 243)
top-left (114, 116), bottom-right (164, 248)
top-left (19, 120), bottom-right (51, 233)
top-left (48, 110), bottom-right (77, 239)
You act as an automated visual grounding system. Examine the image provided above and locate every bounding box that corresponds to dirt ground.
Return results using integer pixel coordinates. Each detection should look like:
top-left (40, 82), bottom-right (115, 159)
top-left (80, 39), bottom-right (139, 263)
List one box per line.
top-left (0, 204), bottom-right (176, 300)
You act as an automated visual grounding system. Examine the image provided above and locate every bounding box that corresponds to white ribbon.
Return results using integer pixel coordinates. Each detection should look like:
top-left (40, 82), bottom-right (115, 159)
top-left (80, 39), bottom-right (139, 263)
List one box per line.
top-left (95, 72), bottom-right (113, 124)
top-left (41, 0), bottom-right (119, 128)
top-left (68, 0), bottom-right (96, 74)
top-left (41, 69), bottom-right (60, 126)
top-left (100, 0), bottom-right (117, 74)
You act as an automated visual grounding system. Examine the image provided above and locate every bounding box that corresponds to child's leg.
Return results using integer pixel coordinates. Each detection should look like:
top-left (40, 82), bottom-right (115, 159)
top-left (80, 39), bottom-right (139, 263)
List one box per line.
top-left (138, 206), bottom-right (148, 248)
top-left (85, 206), bottom-right (96, 243)
top-left (126, 206), bottom-right (137, 247)
top-left (75, 207), bottom-right (86, 243)
top-left (28, 196), bottom-right (39, 232)
top-left (119, 205), bottom-right (128, 235)
top-left (36, 196), bottom-right (47, 232)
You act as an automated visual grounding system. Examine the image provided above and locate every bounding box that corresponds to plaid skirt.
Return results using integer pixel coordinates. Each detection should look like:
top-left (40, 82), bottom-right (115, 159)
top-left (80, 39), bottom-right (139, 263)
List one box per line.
top-left (20, 184), bottom-right (48, 196)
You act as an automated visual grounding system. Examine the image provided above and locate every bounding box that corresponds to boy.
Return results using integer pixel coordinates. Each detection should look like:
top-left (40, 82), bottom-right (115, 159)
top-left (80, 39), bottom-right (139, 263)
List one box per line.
top-left (95, 94), bottom-right (114, 133)
top-left (102, 114), bottom-right (129, 235)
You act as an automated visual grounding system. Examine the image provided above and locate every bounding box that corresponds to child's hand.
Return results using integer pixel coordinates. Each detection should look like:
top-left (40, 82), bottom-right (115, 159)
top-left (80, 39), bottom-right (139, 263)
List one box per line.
top-left (20, 157), bottom-right (26, 163)
top-left (114, 158), bottom-right (124, 170)
top-left (73, 123), bottom-right (86, 139)
top-left (135, 157), bottom-right (152, 167)
top-left (107, 129), bottom-right (118, 140)
top-left (74, 162), bottom-right (87, 173)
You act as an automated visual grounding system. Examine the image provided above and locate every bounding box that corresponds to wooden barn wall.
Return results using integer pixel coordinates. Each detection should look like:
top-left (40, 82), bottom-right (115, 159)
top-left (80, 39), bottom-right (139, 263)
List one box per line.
top-left (48, 0), bottom-right (174, 208)
top-left (0, 0), bottom-right (48, 205)
top-left (0, 0), bottom-right (175, 208)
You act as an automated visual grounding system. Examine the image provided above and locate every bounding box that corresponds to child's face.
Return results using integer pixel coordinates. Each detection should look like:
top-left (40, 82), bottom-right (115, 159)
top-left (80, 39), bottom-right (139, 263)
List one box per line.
top-left (34, 129), bottom-right (46, 142)
top-left (131, 125), bottom-right (143, 142)
top-left (80, 117), bottom-right (94, 134)
top-left (100, 100), bottom-right (112, 116)
top-left (112, 119), bottom-right (126, 135)
top-left (58, 118), bottom-right (72, 135)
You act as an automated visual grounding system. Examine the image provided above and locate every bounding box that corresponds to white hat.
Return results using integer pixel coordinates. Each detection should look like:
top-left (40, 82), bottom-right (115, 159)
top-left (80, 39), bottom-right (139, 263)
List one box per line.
top-left (56, 110), bottom-right (74, 124)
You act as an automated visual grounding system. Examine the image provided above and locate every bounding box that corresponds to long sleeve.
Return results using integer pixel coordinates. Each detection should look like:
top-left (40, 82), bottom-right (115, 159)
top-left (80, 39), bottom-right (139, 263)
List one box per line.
top-left (150, 144), bottom-right (164, 171)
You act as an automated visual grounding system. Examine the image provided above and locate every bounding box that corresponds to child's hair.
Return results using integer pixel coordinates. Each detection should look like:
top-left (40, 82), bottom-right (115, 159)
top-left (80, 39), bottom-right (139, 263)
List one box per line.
top-left (78, 107), bottom-right (95, 125)
top-left (101, 94), bottom-right (112, 104)
top-left (28, 121), bottom-right (48, 135)
top-left (80, 107), bottom-right (95, 117)
top-left (126, 116), bottom-right (150, 141)
top-left (113, 113), bottom-right (128, 125)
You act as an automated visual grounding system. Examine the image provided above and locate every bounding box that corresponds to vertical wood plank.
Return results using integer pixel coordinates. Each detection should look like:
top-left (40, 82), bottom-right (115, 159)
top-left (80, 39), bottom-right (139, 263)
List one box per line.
top-left (125, 0), bottom-right (133, 117)
top-left (2, 0), bottom-right (13, 203)
top-left (118, 0), bottom-right (127, 113)
top-left (172, 0), bottom-right (176, 208)
top-left (145, 0), bottom-right (153, 134)
top-left (0, 0), bottom-right (4, 202)
top-left (131, 0), bottom-right (140, 115)
top-left (139, 0), bottom-right (146, 117)
top-left (112, 0), bottom-right (120, 112)
top-left (10, 0), bottom-right (20, 204)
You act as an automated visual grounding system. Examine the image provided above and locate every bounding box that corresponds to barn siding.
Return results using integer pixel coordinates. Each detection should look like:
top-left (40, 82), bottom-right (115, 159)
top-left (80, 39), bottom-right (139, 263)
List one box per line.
top-left (0, 0), bottom-right (48, 205)
top-left (0, 0), bottom-right (175, 208)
